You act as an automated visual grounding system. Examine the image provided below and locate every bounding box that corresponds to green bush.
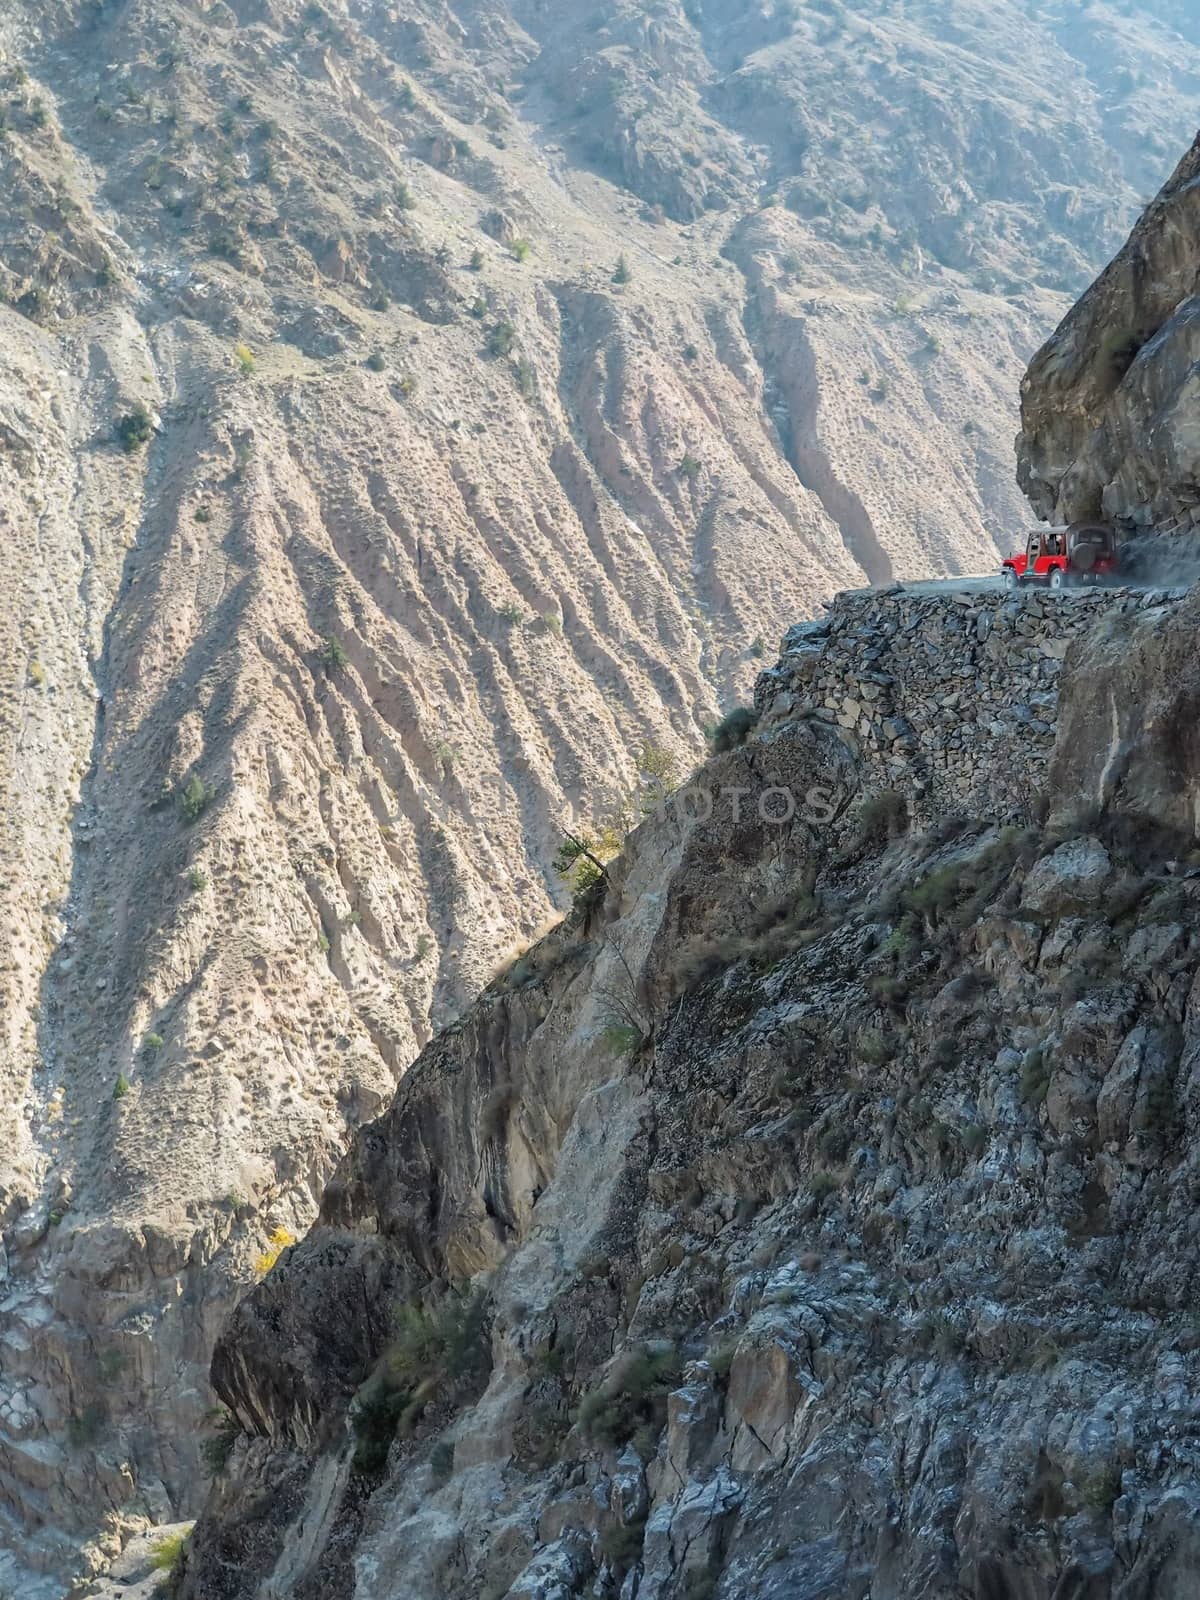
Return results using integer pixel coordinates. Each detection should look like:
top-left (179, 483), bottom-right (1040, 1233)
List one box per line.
top-left (351, 1293), bottom-right (489, 1475)
top-left (113, 1074), bottom-right (130, 1100)
top-left (577, 1344), bottom-right (680, 1449)
top-left (612, 254), bottom-right (632, 285)
top-left (200, 1407), bottom-right (241, 1475)
top-left (601, 1021), bottom-right (643, 1056)
top-left (320, 635), bottom-right (349, 674)
top-left (366, 350), bottom-right (386, 372)
top-left (961, 1123), bottom-right (987, 1155)
top-left (179, 774), bottom-right (215, 823)
top-left (856, 790), bottom-right (909, 844)
top-left (429, 1439), bottom-right (455, 1485)
top-left (510, 239), bottom-right (531, 262)
top-left (808, 1170), bottom-right (842, 1201)
top-left (678, 453), bottom-right (701, 479)
top-left (188, 867), bottom-right (209, 891)
top-left (708, 705), bottom-right (758, 754)
top-left (1019, 1046), bottom-right (1050, 1106)
top-left (488, 319), bottom-right (516, 357)
top-left (67, 1402), bottom-right (107, 1448)
top-left (116, 403), bottom-right (154, 452)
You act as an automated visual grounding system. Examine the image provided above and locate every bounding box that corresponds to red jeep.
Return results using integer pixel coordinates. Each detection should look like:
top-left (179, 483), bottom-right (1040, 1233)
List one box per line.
top-left (1002, 523), bottom-right (1118, 591)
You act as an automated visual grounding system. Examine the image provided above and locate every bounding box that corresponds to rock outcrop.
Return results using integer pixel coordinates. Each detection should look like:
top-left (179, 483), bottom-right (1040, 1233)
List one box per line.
top-left (1018, 131), bottom-right (1200, 532)
top-left (174, 581), bottom-right (1200, 1600)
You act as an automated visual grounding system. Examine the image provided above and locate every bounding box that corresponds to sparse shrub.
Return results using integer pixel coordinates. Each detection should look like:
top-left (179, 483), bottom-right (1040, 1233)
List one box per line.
top-left (749, 634), bottom-right (766, 658)
top-left (200, 1407), bottom-right (241, 1475)
top-left (600, 1519), bottom-right (647, 1572)
top-left (150, 1531), bottom-right (188, 1573)
top-left (612, 254), bottom-right (632, 285)
top-left (601, 1021), bottom-right (643, 1056)
top-left (515, 358), bottom-right (535, 399)
top-left (487, 319), bottom-right (516, 357)
top-left (1020, 1046), bottom-right (1050, 1106)
top-left (179, 774), bottom-right (215, 823)
top-left (395, 180), bottom-right (416, 209)
top-left (510, 238), bottom-right (531, 262)
top-left (818, 1124), bottom-right (850, 1161)
top-left (320, 635), bottom-right (349, 675)
top-left (708, 705), bottom-right (758, 754)
top-left (351, 1293), bottom-right (490, 1475)
top-left (856, 1028), bottom-right (893, 1066)
top-left (902, 863), bottom-right (965, 926)
top-left (234, 342), bottom-right (255, 376)
top-left (429, 1439), bottom-right (455, 1485)
top-left (677, 452), bottom-right (701, 479)
top-left (27, 659), bottom-right (46, 688)
top-left (807, 1169), bottom-right (842, 1202)
top-left (1080, 1465), bottom-right (1122, 1512)
top-left (469, 248), bottom-right (484, 270)
top-left (856, 789), bottom-right (909, 845)
top-left (498, 600), bottom-right (525, 625)
top-left (113, 1074), bottom-right (130, 1100)
top-left (194, 504), bottom-right (212, 523)
top-left (67, 1403), bottom-right (107, 1448)
top-left (116, 402), bottom-right (154, 453)
top-left (961, 1123), bottom-right (987, 1155)
top-left (188, 867), bottom-right (208, 891)
top-left (683, 342), bottom-right (699, 362)
top-left (577, 1343), bottom-right (680, 1449)
top-left (366, 350), bottom-right (386, 372)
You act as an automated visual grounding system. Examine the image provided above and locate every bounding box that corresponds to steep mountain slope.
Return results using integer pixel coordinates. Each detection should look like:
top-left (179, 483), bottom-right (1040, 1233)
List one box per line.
top-left (1, 0), bottom-right (1199, 1591)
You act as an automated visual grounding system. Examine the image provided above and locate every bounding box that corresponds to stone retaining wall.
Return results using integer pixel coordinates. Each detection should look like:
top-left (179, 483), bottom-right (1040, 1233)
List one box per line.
top-left (755, 582), bottom-right (1190, 820)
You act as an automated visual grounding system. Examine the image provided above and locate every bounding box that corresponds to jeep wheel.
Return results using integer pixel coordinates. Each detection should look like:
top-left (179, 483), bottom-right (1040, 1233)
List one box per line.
top-left (1049, 567), bottom-right (1066, 591)
top-left (1004, 568), bottom-right (1018, 591)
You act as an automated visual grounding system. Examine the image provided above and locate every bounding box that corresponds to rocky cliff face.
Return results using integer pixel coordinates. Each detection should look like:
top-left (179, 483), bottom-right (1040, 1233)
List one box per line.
top-left (172, 576), bottom-right (1200, 1600)
top-left (4, 0), bottom-right (1200, 1591)
top-left (1018, 130), bottom-right (1200, 533)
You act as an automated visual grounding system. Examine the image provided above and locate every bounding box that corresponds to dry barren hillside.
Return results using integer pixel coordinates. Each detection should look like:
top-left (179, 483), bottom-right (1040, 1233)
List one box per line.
top-left (0, 0), bottom-right (1197, 1591)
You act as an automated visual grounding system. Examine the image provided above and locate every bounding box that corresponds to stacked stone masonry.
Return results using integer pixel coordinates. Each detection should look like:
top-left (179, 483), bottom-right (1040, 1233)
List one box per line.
top-left (755, 582), bottom-right (1189, 820)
